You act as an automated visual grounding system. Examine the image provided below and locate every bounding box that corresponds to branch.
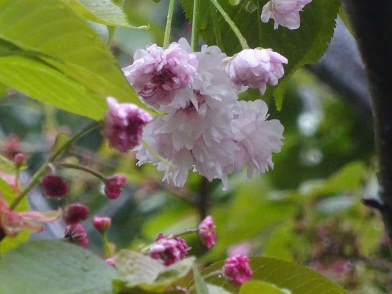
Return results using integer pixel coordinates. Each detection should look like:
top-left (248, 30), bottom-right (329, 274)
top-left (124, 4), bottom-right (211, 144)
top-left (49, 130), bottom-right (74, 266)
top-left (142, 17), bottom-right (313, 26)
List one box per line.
top-left (341, 0), bottom-right (392, 240)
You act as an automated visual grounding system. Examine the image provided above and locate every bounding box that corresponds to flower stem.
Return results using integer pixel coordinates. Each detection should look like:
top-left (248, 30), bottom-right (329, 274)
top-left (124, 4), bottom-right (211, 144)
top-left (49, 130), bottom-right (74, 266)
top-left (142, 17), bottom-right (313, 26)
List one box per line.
top-left (56, 163), bottom-right (106, 182)
top-left (9, 121), bottom-right (102, 210)
top-left (209, 0), bottom-right (249, 49)
top-left (191, 0), bottom-right (202, 51)
top-left (102, 233), bottom-right (111, 258)
top-left (163, 0), bottom-right (176, 48)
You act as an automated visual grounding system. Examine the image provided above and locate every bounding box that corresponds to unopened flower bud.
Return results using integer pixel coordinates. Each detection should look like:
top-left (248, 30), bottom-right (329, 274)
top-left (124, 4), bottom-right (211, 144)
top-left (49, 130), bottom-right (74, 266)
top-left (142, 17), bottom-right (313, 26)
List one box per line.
top-left (93, 216), bottom-right (111, 233)
top-left (105, 258), bottom-right (115, 267)
top-left (63, 223), bottom-right (88, 248)
top-left (149, 233), bottom-right (191, 266)
top-left (102, 97), bottom-right (151, 152)
top-left (104, 174), bottom-right (127, 199)
top-left (63, 203), bottom-right (89, 225)
top-left (14, 153), bottom-right (24, 168)
top-left (197, 216), bottom-right (216, 249)
top-left (41, 174), bottom-right (68, 199)
top-left (222, 255), bottom-right (252, 286)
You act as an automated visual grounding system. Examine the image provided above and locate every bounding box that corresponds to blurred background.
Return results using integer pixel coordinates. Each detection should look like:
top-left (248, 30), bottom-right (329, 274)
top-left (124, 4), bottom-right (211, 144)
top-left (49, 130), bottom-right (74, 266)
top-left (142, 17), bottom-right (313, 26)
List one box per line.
top-left (0, 1), bottom-right (388, 293)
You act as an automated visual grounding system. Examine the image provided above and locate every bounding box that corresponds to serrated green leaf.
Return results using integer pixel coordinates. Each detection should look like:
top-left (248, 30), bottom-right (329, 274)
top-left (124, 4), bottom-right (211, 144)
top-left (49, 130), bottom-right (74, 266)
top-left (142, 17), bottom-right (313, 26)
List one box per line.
top-left (201, 257), bottom-right (348, 294)
top-left (62, 0), bottom-right (135, 27)
top-left (240, 281), bottom-right (289, 294)
top-left (0, 177), bottom-right (30, 255)
top-left (179, 0), bottom-right (340, 110)
top-left (0, 0), bottom-right (142, 118)
top-left (0, 240), bottom-right (119, 294)
top-left (0, 56), bottom-right (107, 119)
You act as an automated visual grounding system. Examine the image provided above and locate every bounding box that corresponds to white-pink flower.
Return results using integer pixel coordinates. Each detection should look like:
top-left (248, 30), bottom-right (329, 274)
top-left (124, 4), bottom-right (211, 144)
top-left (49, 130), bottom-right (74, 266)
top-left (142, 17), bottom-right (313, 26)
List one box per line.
top-left (102, 97), bottom-right (151, 153)
top-left (261, 0), bottom-right (312, 30)
top-left (231, 100), bottom-right (284, 178)
top-left (123, 41), bottom-right (198, 109)
top-left (225, 48), bottom-right (288, 94)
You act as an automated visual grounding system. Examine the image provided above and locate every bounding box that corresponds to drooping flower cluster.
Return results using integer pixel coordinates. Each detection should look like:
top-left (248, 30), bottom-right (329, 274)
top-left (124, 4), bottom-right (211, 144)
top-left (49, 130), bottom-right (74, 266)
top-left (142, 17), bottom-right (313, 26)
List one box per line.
top-left (261, 0), bottom-right (312, 30)
top-left (127, 39), bottom-right (285, 189)
top-left (149, 233), bottom-right (191, 266)
top-left (104, 174), bottom-right (127, 199)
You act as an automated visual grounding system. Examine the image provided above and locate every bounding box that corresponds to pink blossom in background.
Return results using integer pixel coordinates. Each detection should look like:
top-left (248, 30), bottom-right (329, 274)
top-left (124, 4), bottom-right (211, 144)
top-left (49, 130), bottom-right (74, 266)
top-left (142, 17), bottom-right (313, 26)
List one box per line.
top-left (222, 255), bottom-right (253, 285)
top-left (63, 223), bottom-right (88, 248)
top-left (227, 242), bottom-right (251, 257)
top-left (102, 97), bottom-right (151, 153)
top-left (225, 48), bottom-right (287, 94)
top-left (197, 216), bottom-right (216, 248)
top-left (123, 41), bottom-right (198, 109)
top-left (105, 258), bottom-right (115, 267)
top-left (149, 233), bottom-right (191, 266)
top-left (104, 174), bottom-right (127, 199)
top-left (261, 0), bottom-right (312, 30)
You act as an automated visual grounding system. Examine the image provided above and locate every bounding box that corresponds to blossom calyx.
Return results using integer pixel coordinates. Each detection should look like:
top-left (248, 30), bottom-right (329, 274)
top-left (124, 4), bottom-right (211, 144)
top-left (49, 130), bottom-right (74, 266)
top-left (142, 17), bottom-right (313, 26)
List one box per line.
top-left (41, 174), bottom-right (68, 199)
top-left (63, 203), bottom-right (89, 225)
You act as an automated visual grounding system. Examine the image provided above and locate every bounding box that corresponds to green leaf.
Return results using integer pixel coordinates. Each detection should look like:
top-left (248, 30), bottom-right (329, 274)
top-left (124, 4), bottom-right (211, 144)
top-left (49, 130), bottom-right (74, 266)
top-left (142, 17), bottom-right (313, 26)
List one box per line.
top-left (62, 0), bottom-right (135, 27)
top-left (0, 56), bottom-right (107, 119)
top-left (0, 240), bottom-right (120, 294)
top-left (201, 257), bottom-right (348, 294)
top-left (240, 281), bottom-right (290, 294)
top-left (113, 249), bottom-right (195, 293)
top-left (0, 177), bottom-right (30, 255)
top-left (179, 0), bottom-right (340, 109)
top-left (0, 0), bottom-right (142, 118)
top-left (193, 264), bottom-right (209, 294)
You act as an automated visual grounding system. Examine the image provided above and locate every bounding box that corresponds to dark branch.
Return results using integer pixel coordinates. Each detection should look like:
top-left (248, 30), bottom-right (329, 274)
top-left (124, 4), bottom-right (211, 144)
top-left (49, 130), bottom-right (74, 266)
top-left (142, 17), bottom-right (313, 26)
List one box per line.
top-left (341, 0), bottom-right (392, 240)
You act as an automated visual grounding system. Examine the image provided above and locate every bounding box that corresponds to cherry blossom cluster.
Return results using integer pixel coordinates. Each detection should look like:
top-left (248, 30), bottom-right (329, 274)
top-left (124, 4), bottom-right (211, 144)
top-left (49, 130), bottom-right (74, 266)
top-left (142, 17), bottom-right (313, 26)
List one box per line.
top-left (118, 38), bottom-right (285, 189)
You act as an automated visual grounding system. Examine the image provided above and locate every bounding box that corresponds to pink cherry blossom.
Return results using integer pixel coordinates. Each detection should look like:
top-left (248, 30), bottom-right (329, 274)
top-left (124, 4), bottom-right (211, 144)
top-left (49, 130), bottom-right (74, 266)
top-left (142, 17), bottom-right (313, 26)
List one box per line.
top-left (149, 233), bottom-right (191, 266)
top-left (231, 100), bottom-right (284, 178)
top-left (63, 203), bottom-right (89, 225)
top-left (225, 48), bottom-right (288, 94)
top-left (63, 223), bottom-right (88, 248)
top-left (197, 216), bottom-right (216, 249)
top-left (102, 97), bottom-right (151, 153)
top-left (93, 216), bottom-right (111, 233)
top-left (222, 255), bottom-right (253, 286)
top-left (261, 0), bottom-right (312, 30)
top-left (123, 41), bottom-right (198, 109)
top-left (0, 195), bottom-right (61, 238)
top-left (41, 174), bottom-right (68, 199)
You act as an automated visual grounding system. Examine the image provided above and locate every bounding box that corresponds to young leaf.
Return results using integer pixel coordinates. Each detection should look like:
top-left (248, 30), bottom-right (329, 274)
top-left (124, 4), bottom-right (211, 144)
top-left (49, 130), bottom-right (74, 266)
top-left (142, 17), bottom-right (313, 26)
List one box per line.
top-left (192, 264), bottom-right (209, 294)
top-left (179, 0), bottom-right (340, 109)
top-left (62, 0), bottom-right (136, 27)
top-left (0, 56), bottom-right (107, 119)
top-left (240, 281), bottom-right (289, 294)
top-left (0, 0), bottom-right (142, 118)
top-left (0, 240), bottom-right (119, 294)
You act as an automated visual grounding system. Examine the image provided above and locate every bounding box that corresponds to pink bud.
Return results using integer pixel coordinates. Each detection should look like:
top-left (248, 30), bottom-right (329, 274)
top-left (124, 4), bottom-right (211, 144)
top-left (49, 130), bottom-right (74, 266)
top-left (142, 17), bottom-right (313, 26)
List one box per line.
top-left (102, 97), bottom-right (151, 152)
top-left (63, 203), bottom-right (89, 225)
top-left (222, 255), bottom-right (252, 286)
top-left (63, 223), bottom-right (88, 248)
top-left (105, 258), bottom-right (115, 267)
top-left (197, 216), bottom-right (216, 249)
top-left (14, 153), bottom-right (24, 168)
top-left (41, 174), bottom-right (68, 199)
top-left (93, 216), bottom-right (111, 233)
top-left (149, 233), bottom-right (191, 266)
top-left (104, 174), bottom-right (127, 199)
